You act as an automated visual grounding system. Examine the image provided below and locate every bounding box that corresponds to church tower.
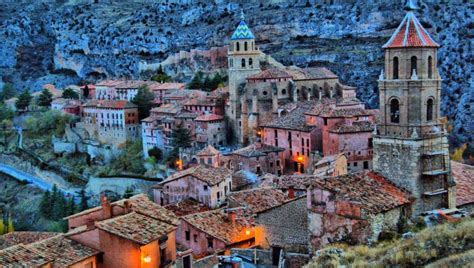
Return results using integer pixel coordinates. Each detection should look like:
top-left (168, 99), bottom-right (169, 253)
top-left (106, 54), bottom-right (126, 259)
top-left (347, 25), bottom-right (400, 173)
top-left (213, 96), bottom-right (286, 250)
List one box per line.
top-left (373, 1), bottom-right (456, 216)
top-left (227, 12), bottom-right (261, 143)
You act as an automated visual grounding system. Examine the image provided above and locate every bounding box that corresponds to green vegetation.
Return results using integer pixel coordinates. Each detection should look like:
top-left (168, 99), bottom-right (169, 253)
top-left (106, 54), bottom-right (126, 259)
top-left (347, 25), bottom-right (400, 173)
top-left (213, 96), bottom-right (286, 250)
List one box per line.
top-left (62, 88), bottom-right (79, 99)
top-left (39, 184), bottom-right (77, 232)
top-left (187, 71), bottom-right (227, 91)
top-left (148, 146), bottom-right (163, 162)
top-left (0, 212), bottom-right (14, 235)
top-left (0, 83), bottom-right (15, 101)
top-left (151, 65), bottom-right (172, 83)
top-left (96, 140), bottom-right (146, 176)
top-left (0, 104), bottom-right (14, 122)
top-left (132, 84), bottom-right (155, 120)
top-left (24, 110), bottom-right (74, 138)
top-left (37, 88), bottom-right (53, 107)
top-left (15, 88), bottom-right (32, 111)
top-left (306, 218), bottom-right (474, 267)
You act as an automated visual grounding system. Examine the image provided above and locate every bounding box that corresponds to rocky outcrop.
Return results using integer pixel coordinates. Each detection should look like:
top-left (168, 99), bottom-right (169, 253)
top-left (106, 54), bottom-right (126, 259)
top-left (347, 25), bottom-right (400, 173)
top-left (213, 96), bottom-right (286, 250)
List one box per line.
top-left (0, 0), bottom-right (472, 143)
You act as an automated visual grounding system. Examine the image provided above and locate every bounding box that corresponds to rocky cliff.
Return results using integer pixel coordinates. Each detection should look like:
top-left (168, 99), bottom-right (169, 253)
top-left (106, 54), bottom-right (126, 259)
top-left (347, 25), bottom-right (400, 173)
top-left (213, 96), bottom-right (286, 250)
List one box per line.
top-left (0, 0), bottom-right (472, 143)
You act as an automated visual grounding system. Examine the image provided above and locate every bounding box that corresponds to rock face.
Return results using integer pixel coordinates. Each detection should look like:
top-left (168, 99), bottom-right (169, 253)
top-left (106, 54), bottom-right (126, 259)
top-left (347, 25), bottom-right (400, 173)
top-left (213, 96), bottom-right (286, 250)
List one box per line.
top-left (0, 0), bottom-right (472, 143)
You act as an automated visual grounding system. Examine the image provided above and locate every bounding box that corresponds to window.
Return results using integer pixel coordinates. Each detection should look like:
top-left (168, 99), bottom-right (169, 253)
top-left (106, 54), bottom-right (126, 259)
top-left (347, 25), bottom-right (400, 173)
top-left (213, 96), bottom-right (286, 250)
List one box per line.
top-left (207, 237), bottom-right (213, 248)
top-left (244, 41), bottom-right (248, 51)
top-left (368, 138), bottom-right (373, 148)
top-left (185, 230), bottom-right (190, 241)
top-left (393, 57), bottom-right (399, 79)
top-left (428, 56), bottom-right (433, 78)
top-left (427, 98), bottom-right (434, 121)
top-left (249, 58), bottom-right (253, 66)
top-left (282, 89), bottom-right (286, 95)
top-left (194, 234), bottom-right (198, 242)
top-left (241, 58), bottom-right (246, 68)
top-left (323, 118), bottom-right (328, 126)
top-left (390, 99), bottom-right (400, 123)
top-left (363, 161), bottom-right (369, 169)
top-left (236, 42), bottom-right (240, 51)
top-left (203, 185), bottom-right (208, 191)
top-left (411, 56), bottom-right (417, 74)
top-left (208, 157), bottom-right (212, 164)
top-left (354, 162), bottom-right (358, 167)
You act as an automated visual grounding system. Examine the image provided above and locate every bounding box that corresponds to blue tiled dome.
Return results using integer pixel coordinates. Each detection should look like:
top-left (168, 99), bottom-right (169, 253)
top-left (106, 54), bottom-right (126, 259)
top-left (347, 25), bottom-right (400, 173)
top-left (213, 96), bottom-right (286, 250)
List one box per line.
top-left (231, 21), bottom-right (255, 40)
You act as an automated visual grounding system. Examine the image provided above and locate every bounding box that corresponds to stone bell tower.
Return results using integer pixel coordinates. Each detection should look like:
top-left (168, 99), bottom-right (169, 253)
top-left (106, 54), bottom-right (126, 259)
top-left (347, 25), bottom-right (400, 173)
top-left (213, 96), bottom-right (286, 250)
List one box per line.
top-left (227, 11), bottom-right (261, 144)
top-left (373, 0), bottom-right (455, 216)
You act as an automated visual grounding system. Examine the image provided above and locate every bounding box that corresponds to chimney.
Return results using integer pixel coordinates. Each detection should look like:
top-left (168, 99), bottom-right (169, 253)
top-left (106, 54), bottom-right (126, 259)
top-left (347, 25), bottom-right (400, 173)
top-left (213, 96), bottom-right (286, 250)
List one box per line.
top-left (123, 200), bottom-right (132, 214)
top-left (228, 211), bottom-right (236, 225)
top-left (100, 193), bottom-right (112, 220)
top-left (288, 186), bottom-right (295, 199)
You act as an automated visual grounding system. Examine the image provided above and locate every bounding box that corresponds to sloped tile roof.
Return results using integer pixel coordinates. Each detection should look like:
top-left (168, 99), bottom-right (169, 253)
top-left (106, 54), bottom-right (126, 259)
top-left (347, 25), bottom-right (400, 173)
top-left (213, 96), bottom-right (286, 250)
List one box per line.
top-left (309, 171), bottom-right (412, 214)
top-left (383, 11), bottom-right (439, 49)
top-left (0, 244), bottom-right (52, 267)
top-left (96, 212), bottom-right (176, 245)
top-left (195, 114), bottom-right (224, 121)
top-left (29, 235), bottom-right (100, 267)
top-left (451, 161), bottom-right (474, 207)
top-left (285, 67), bottom-right (338, 80)
top-left (196, 145), bottom-right (220, 156)
top-left (162, 166), bottom-right (232, 186)
top-left (0, 232), bottom-right (59, 250)
top-left (164, 199), bottom-right (211, 217)
top-left (248, 68), bottom-right (292, 80)
top-left (231, 20), bottom-right (255, 40)
top-left (261, 101), bottom-right (316, 131)
top-left (329, 121), bottom-right (375, 133)
top-left (227, 187), bottom-right (287, 214)
top-left (182, 210), bottom-right (249, 245)
top-left (232, 143), bottom-right (284, 158)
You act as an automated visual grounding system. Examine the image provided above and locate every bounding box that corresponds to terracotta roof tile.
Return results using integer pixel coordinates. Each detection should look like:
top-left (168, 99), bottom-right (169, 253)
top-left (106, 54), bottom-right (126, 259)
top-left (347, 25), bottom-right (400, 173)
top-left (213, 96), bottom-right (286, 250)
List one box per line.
top-left (182, 210), bottom-right (250, 245)
top-left (285, 67), bottom-right (338, 80)
top-left (233, 143), bottom-right (284, 158)
top-left (262, 101), bottom-right (317, 131)
top-left (196, 145), bottom-right (220, 156)
top-left (329, 121), bottom-right (375, 133)
top-left (0, 232), bottom-right (59, 250)
top-left (29, 235), bottom-right (99, 267)
top-left (452, 161), bottom-right (474, 207)
top-left (309, 171), bottom-right (412, 214)
top-left (195, 114), bottom-right (224, 121)
top-left (248, 68), bottom-right (292, 80)
top-left (162, 166), bottom-right (232, 186)
top-left (0, 244), bottom-right (52, 267)
top-left (227, 188), bottom-right (287, 214)
top-left (96, 212), bottom-right (176, 245)
top-left (383, 12), bottom-right (439, 49)
top-left (164, 199), bottom-right (211, 217)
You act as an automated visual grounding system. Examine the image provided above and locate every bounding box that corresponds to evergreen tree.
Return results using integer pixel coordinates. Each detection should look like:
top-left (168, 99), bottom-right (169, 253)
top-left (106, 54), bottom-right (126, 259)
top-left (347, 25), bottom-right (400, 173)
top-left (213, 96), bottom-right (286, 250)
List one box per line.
top-left (83, 85), bottom-right (90, 99)
top-left (151, 65), bottom-right (172, 83)
top-left (0, 104), bottom-right (14, 122)
top-left (0, 83), bottom-right (15, 101)
top-left (148, 147), bottom-right (163, 162)
top-left (211, 73), bottom-right (223, 90)
top-left (123, 187), bottom-right (134, 199)
top-left (187, 71), bottom-right (203, 89)
top-left (132, 85), bottom-right (155, 119)
top-left (66, 196), bottom-right (76, 216)
top-left (171, 123), bottom-right (192, 148)
top-left (15, 89), bottom-right (32, 111)
top-left (7, 213), bottom-right (14, 233)
top-left (78, 189), bottom-right (89, 211)
top-left (202, 75), bottom-right (212, 91)
top-left (62, 88), bottom-right (79, 99)
top-left (39, 190), bottom-right (52, 218)
top-left (38, 88), bottom-right (53, 107)
top-left (52, 194), bottom-right (66, 221)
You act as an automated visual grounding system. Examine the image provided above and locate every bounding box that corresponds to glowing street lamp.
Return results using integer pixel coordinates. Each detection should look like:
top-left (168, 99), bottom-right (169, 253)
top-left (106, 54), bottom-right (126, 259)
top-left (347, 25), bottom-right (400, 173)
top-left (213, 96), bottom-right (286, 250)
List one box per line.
top-left (143, 255), bottom-right (152, 263)
top-left (175, 159), bottom-right (183, 170)
top-left (296, 156), bottom-right (304, 174)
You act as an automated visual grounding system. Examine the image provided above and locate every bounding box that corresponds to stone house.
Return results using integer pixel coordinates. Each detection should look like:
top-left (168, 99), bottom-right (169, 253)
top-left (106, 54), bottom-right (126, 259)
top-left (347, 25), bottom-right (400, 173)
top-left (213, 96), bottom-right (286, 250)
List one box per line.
top-left (255, 196), bottom-right (308, 254)
top-left (95, 80), bottom-right (123, 100)
top-left (195, 145), bottom-right (222, 167)
top-left (177, 209), bottom-right (255, 259)
top-left (230, 141), bottom-right (285, 175)
top-left (307, 171), bottom-right (412, 252)
top-left (64, 194), bottom-right (181, 268)
top-left (153, 165), bottom-right (233, 208)
top-left (194, 114), bottom-right (226, 148)
top-left (148, 82), bottom-right (186, 106)
top-left (313, 153), bottom-right (348, 177)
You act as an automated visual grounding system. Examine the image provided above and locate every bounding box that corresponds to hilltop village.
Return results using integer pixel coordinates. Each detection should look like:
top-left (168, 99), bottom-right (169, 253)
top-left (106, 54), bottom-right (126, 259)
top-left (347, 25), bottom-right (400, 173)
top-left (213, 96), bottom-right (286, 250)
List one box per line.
top-left (0, 2), bottom-right (473, 268)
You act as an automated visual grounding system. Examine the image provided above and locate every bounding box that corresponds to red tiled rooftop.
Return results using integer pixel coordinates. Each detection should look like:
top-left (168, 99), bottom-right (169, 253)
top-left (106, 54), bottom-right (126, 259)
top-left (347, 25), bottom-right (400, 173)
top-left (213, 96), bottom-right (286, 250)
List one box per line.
top-left (196, 145), bottom-right (220, 156)
top-left (247, 68), bottom-right (293, 80)
top-left (164, 199), bottom-right (211, 217)
top-left (0, 244), bottom-right (52, 267)
top-left (96, 212), bottom-right (176, 245)
top-left (0, 232), bottom-right (59, 250)
top-left (95, 80), bottom-right (124, 87)
top-left (383, 12), bottom-right (439, 49)
top-left (227, 187), bottom-right (287, 214)
top-left (161, 165), bottom-right (232, 186)
top-left (452, 161), bottom-right (474, 207)
top-left (195, 114), bottom-right (224, 122)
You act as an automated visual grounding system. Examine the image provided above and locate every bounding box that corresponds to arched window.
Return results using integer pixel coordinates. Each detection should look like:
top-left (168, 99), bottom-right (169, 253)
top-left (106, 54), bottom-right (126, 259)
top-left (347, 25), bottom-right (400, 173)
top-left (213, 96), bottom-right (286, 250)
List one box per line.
top-left (241, 58), bottom-right (246, 68)
top-left (236, 42), bottom-right (240, 51)
top-left (411, 56), bottom-right (417, 74)
top-left (428, 56), bottom-right (433, 79)
top-left (390, 99), bottom-right (400, 123)
top-left (244, 41), bottom-right (248, 51)
top-left (393, 57), bottom-right (399, 79)
top-left (427, 98), bottom-right (434, 121)
top-left (249, 58), bottom-right (253, 66)
top-left (282, 89), bottom-right (287, 95)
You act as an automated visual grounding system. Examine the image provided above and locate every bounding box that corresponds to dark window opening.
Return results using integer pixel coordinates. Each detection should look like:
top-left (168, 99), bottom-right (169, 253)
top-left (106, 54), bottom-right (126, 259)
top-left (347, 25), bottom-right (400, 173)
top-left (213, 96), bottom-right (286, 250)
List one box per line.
top-left (236, 42), bottom-right (240, 51)
top-left (393, 57), bottom-right (399, 79)
top-left (207, 237), bottom-right (213, 248)
top-left (244, 41), bottom-right (248, 51)
top-left (185, 230), bottom-right (190, 241)
top-left (363, 161), bottom-right (369, 169)
top-left (241, 58), bottom-right (246, 68)
top-left (249, 58), bottom-right (253, 66)
top-left (411, 56), bottom-right (417, 74)
top-left (428, 56), bottom-right (433, 79)
top-left (390, 99), bottom-right (400, 123)
top-left (427, 98), bottom-right (434, 121)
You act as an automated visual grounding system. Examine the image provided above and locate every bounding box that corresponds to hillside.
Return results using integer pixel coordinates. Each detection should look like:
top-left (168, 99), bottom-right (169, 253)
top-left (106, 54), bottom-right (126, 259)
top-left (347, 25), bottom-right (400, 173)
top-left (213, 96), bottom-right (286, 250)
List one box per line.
top-left (306, 217), bottom-right (474, 267)
top-left (0, 0), bottom-right (472, 143)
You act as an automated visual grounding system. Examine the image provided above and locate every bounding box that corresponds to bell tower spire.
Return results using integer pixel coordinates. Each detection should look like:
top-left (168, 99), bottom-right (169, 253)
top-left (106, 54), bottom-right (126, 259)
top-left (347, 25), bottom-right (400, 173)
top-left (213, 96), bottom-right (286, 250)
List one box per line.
top-left (404, 0), bottom-right (418, 11)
